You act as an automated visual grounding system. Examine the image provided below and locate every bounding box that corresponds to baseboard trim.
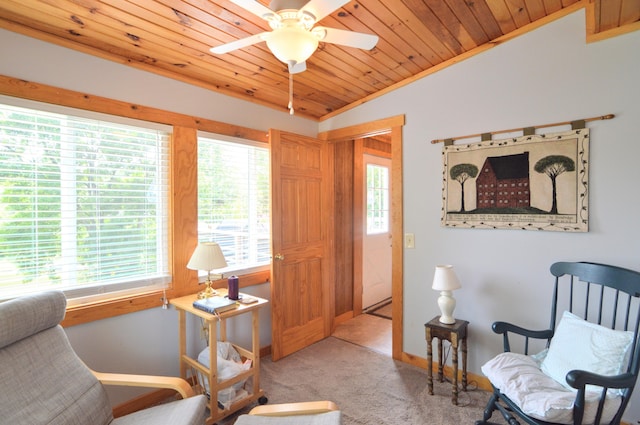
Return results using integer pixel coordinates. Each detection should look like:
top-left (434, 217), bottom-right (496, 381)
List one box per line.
top-left (400, 350), bottom-right (492, 391)
top-left (334, 311), bottom-right (354, 326)
top-left (260, 345), bottom-right (271, 358)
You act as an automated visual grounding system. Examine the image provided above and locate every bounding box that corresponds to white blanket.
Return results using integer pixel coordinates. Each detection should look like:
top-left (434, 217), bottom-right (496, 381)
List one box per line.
top-left (481, 352), bottom-right (621, 424)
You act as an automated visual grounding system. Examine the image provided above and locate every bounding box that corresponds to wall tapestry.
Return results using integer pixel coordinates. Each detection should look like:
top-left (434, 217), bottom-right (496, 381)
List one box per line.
top-left (441, 129), bottom-right (589, 232)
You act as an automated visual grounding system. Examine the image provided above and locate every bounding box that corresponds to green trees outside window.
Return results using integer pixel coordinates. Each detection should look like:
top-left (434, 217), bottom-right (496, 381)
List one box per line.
top-left (0, 103), bottom-right (170, 298)
top-left (197, 136), bottom-right (271, 269)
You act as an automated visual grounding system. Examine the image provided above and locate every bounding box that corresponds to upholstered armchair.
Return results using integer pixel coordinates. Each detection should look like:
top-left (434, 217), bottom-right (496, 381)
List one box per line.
top-left (0, 290), bottom-right (207, 425)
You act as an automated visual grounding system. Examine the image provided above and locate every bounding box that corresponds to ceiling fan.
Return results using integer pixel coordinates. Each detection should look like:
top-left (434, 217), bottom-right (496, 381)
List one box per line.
top-left (210, 0), bottom-right (379, 75)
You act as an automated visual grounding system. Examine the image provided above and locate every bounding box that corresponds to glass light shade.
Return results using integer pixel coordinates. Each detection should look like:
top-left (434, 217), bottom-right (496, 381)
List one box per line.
top-left (187, 242), bottom-right (228, 272)
top-left (432, 264), bottom-right (461, 291)
top-left (266, 26), bottom-right (319, 65)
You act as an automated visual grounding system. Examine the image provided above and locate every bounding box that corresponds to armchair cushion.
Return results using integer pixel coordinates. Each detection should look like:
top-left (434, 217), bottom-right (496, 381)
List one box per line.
top-left (540, 311), bottom-right (634, 392)
top-left (112, 395), bottom-right (207, 425)
top-left (482, 352), bottom-right (621, 424)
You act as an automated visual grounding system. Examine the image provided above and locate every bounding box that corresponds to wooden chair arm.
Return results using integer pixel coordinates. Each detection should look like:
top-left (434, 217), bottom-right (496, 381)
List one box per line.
top-left (492, 321), bottom-right (553, 339)
top-left (492, 321), bottom-right (553, 354)
top-left (91, 369), bottom-right (195, 399)
top-left (566, 370), bottom-right (636, 390)
top-left (249, 401), bottom-right (339, 416)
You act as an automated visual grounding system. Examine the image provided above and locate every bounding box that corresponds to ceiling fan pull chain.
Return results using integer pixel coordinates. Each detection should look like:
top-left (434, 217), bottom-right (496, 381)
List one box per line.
top-left (288, 71), bottom-right (294, 115)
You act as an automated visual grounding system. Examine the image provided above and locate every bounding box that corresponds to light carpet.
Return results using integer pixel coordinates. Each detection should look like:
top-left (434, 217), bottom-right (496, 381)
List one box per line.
top-left (221, 337), bottom-right (501, 424)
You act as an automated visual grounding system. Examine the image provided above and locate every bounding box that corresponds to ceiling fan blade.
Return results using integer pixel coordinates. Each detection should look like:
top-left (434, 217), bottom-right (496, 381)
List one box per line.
top-left (288, 61), bottom-right (307, 74)
top-left (300, 0), bottom-right (350, 21)
top-left (314, 27), bottom-right (379, 50)
top-left (229, 0), bottom-right (275, 20)
top-left (210, 32), bottom-right (269, 54)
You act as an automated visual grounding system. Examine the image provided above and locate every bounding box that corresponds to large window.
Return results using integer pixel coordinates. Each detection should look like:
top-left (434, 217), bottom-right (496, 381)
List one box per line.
top-left (197, 135), bottom-right (270, 271)
top-left (0, 101), bottom-right (170, 301)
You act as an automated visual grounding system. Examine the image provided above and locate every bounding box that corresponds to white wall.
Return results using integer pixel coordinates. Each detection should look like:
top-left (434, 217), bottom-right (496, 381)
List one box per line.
top-left (321, 10), bottom-right (640, 423)
top-left (2, 10), bottom-right (640, 421)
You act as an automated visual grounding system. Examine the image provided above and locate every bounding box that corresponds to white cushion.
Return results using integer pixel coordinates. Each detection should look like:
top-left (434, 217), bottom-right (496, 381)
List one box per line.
top-left (482, 352), bottom-right (621, 424)
top-left (541, 311), bottom-right (633, 390)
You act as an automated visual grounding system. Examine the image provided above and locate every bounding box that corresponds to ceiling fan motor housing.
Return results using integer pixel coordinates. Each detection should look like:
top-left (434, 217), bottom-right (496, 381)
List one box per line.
top-left (269, 0), bottom-right (312, 14)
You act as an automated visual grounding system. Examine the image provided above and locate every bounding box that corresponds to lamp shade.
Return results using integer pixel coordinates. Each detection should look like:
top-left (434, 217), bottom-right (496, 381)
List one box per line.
top-left (265, 26), bottom-right (319, 65)
top-left (432, 264), bottom-right (461, 291)
top-left (187, 242), bottom-right (228, 272)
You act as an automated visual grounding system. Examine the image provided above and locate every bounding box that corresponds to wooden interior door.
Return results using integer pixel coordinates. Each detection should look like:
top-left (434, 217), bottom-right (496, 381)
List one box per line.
top-left (269, 129), bottom-right (334, 361)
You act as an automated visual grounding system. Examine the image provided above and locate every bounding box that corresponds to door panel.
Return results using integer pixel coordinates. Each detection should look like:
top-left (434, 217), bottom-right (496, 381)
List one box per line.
top-left (270, 129), bottom-right (333, 360)
top-left (362, 233), bottom-right (392, 308)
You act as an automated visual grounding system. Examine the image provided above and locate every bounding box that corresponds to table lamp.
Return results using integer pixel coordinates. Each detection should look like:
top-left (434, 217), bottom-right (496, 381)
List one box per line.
top-left (432, 264), bottom-right (461, 324)
top-left (187, 242), bottom-right (228, 299)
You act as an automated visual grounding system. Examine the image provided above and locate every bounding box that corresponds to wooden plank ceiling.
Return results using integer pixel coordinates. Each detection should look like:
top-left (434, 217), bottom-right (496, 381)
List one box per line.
top-left (0, 0), bottom-right (638, 121)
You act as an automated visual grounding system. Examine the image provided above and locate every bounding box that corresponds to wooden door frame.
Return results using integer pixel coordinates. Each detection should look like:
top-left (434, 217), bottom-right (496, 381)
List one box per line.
top-left (318, 115), bottom-right (405, 360)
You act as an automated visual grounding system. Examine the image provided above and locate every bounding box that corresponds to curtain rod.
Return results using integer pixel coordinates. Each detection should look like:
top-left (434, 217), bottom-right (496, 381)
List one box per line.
top-left (431, 114), bottom-right (615, 144)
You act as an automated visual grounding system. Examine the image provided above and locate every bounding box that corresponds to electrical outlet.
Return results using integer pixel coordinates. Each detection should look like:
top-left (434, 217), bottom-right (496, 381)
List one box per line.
top-left (404, 233), bottom-right (415, 249)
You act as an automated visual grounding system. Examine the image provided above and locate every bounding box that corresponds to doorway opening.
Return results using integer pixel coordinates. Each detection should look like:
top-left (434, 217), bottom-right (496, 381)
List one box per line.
top-left (321, 115), bottom-right (404, 360)
top-left (333, 133), bottom-right (394, 357)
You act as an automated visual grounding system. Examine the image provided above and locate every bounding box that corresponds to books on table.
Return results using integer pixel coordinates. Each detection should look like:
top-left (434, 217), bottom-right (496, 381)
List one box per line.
top-left (238, 295), bottom-right (259, 305)
top-left (193, 296), bottom-right (238, 314)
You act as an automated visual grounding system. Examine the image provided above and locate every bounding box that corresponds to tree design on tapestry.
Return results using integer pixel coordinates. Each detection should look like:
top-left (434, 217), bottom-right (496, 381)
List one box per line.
top-left (449, 163), bottom-right (478, 212)
top-left (534, 155), bottom-right (576, 214)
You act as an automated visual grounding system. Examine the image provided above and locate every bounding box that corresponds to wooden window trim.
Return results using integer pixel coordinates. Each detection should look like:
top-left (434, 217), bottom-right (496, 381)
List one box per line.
top-left (0, 74), bottom-right (270, 327)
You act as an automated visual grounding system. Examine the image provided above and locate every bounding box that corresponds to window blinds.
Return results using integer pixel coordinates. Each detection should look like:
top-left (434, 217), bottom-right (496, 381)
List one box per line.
top-left (197, 135), bottom-right (271, 270)
top-left (0, 102), bottom-right (170, 300)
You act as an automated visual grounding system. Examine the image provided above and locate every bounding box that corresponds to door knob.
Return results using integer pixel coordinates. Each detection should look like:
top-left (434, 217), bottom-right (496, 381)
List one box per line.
top-left (274, 253), bottom-right (285, 261)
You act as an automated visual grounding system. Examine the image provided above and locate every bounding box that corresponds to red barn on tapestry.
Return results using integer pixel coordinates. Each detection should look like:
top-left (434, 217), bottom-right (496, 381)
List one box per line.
top-left (476, 152), bottom-right (530, 209)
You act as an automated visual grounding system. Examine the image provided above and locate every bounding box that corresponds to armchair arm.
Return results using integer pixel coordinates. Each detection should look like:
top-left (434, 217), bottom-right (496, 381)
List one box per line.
top-left (565, 370), bottom-right (635, 425)
top-left (91, 370), bottom-right (195, 399)
top-left (249, 401), bottom-right (339, 417)
top-left (566, 369), bottom-right (636, 391)
top-left (492, 321), bottom-right (553, 354)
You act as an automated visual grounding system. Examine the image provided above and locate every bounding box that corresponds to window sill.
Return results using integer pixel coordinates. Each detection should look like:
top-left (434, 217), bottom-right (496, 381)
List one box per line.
top-left (62, 269), bottom-right (270, 327)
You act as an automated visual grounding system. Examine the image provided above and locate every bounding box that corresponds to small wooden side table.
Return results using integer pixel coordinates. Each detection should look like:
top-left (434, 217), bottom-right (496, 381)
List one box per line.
top-left (424, 316), bottom-right (469, 405)
top-left (170, 291), bottom-right (268, 424)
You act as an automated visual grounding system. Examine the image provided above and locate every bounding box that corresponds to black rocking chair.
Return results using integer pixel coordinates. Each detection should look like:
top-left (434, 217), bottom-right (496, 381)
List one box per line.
top-left (476, 261), bottom-right (640, 425)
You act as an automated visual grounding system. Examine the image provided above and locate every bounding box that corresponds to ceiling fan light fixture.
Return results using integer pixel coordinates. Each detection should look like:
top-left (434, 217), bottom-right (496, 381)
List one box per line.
top-left (266, 26), bottom-right (319, 65)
